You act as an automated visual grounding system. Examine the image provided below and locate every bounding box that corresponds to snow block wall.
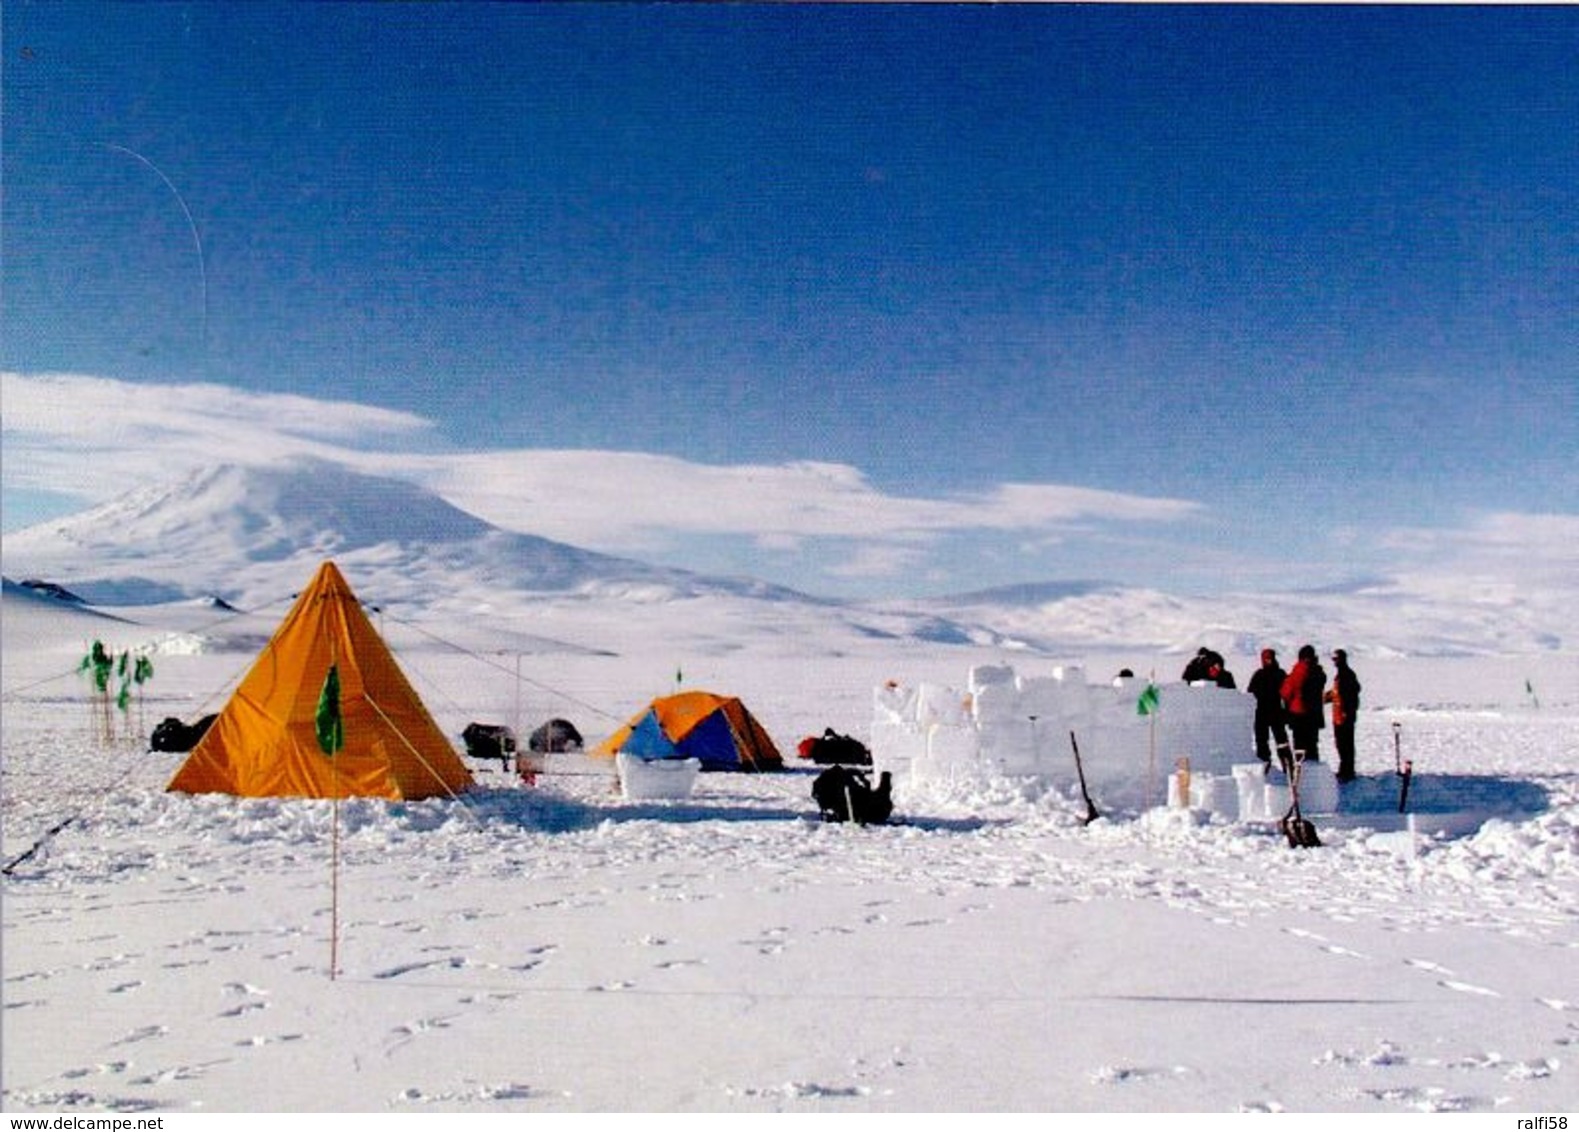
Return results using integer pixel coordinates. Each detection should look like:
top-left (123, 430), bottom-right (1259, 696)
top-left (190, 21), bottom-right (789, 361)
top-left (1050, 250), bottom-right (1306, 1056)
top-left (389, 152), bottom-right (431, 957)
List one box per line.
top-left (872, 665), bottom-right (1256, 812)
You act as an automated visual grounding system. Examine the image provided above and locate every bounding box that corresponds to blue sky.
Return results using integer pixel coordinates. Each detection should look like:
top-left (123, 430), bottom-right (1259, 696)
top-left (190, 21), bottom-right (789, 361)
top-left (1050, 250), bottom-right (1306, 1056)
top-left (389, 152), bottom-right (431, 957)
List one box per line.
top-left (4, 4), bottom-right (1576, 599)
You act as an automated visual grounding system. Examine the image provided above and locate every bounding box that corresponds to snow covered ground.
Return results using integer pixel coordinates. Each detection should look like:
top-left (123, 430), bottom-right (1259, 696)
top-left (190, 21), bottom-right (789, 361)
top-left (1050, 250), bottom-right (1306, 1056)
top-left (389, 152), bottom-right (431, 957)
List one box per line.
top-left (3, 585), bottom-right (1577, 1115)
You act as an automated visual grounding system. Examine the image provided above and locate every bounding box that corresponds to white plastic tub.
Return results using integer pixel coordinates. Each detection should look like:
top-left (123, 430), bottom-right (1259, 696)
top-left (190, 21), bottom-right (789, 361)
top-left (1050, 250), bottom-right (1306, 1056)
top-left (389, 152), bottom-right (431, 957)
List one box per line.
top-left (615, 752), bottom-right (701, 800)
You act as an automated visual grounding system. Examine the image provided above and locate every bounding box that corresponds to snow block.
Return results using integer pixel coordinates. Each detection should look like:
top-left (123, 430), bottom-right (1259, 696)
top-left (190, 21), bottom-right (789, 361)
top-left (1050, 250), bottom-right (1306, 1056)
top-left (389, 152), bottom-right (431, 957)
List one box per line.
top-left (873, 665), bottom-right (1256, 813)
top-left (1296, 760), bottom-right (1339, 815)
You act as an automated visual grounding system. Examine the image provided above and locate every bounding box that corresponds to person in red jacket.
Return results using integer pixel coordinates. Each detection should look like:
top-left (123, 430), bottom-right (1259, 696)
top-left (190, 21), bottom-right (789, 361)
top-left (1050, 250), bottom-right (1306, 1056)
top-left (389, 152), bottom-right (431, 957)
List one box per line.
top-left (1280, 644), bottom-right (1327, 766)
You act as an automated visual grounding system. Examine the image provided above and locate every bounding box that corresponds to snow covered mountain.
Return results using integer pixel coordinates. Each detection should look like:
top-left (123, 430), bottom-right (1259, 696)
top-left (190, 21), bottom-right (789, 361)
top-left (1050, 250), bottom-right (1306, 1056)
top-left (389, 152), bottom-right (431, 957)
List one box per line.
top-left (3, 460), bottom-right (1573, 658)
top-left (0, 461), bottom-right (984, 656)
top-left (917, 572), bottom-right (1576, 659)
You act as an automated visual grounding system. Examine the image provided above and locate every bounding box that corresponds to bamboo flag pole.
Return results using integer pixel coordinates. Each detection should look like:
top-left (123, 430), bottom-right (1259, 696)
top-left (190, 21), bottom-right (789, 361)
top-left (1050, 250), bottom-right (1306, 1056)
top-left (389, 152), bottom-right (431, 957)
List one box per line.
top-left (330, 797), bottom-right (340, 980)
top-left (316, 652), bottom-right (345, 981)
top-left (1137, 673), bottom-right (1161, 808)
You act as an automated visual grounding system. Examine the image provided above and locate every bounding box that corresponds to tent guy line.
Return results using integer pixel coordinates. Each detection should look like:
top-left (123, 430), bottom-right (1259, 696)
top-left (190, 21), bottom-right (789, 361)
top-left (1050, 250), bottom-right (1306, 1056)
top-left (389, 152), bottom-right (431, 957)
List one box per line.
top-left (385, 612), bottom-right (625, 725)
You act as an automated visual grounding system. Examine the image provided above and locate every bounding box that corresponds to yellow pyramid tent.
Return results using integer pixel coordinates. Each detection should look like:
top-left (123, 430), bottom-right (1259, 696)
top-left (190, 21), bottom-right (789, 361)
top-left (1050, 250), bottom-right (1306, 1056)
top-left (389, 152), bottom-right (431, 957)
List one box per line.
top-left (168, 561), bottom-right (474, 800)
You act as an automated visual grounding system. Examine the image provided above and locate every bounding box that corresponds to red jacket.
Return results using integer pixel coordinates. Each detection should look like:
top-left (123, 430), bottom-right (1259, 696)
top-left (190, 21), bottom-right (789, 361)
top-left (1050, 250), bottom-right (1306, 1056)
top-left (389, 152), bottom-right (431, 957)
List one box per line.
top-left (1281, 659), bottom-right (1326, 725)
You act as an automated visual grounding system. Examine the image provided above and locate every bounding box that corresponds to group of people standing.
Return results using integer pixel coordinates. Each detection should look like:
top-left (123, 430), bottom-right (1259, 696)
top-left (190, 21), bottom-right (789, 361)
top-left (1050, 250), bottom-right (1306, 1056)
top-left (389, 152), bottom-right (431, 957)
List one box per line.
top-left (1242, 645), bottom-right (1363, 782)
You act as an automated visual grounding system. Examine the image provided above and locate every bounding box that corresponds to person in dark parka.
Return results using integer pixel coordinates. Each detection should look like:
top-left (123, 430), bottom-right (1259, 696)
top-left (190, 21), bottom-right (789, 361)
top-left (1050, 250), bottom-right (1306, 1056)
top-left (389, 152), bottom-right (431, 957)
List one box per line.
top-left (1324, 648), bottom-right (1362, 782)
top-left (1245, 648), bottom-right (1289, 768)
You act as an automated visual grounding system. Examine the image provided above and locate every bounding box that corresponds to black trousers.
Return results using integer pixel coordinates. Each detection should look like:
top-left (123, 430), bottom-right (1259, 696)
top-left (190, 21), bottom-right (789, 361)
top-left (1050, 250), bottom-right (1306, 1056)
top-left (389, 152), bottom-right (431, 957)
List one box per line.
top-left (1254, 711), bottom-right (1288, 764)
top-left (1290, 716), bottom-right (1322, 763)
top-left (1333, 721), bottom-right (1356, 779)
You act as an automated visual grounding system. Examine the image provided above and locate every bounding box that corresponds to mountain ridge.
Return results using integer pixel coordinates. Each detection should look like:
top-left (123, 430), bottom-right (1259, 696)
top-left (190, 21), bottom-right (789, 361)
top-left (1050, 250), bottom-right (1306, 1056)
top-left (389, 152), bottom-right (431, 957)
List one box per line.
top-left (4, 459), bottom-right (1573, 657)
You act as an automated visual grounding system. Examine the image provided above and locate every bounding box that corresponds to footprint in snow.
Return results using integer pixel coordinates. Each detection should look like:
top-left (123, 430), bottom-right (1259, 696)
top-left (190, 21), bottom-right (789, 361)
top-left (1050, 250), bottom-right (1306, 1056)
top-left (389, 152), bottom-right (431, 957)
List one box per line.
top-left (129, 1059), bottom-right (227, 1086)
top-left (1314, 1040), bottom-right (1420, 1068)
top-left (1356, 1085), bottom-right (1493, 1112)
top-left (85, 954), bottom-right (136, 972)
top-left (236, 1033), bottom-right (304, 1047)
top-left (728, 1081), bottom-right (871, 1100)
top-left (385, 1016), bottom-right (456, 1053)
top-left (113, 1024), bottom-right (168, 1046)
top-left (60, 1061), bottom-right (129, 1080)
top-left (1441, 979), bottom-right (1501, 998)
top-left (1089, 1065), bottom-right (1190, 1085)
top-left (373, 956), bottom-right (468, 980)
top-left (14, 1089), bottom-right (162, 1113)
top-left (1406, 958), bottom-right (1453, 975)
top-left (1505, 1058), bottom-right (1559, 1080)
top-left (393, 1082), bottom-right (538, 1104)
top-left (219, 1001), bottom-right (267, 1018)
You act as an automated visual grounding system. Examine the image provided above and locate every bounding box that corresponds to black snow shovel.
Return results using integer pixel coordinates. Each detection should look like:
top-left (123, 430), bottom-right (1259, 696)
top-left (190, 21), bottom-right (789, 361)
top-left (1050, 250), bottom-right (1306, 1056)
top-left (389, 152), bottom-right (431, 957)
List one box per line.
top-left (1068, 729), bottom-right (1101, 826)
top-left (1280, 752), bottom-right (1322, 849)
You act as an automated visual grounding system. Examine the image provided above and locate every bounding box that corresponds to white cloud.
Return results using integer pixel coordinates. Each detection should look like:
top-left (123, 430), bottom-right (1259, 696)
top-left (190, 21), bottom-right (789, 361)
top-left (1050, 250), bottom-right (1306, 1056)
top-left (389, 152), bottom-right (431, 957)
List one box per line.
top-left (6, 373), bottom-right (1577, 599)
top-left (415, 450), bottom-right (1201, 554)
top-left (824, 542), bottom-right (935, 580)
top-left (1, 371), bottom-right (434, 497)
top-left (3, 374), bottom-right (1201, 576)
top-left (1376, 511), bottom-right (1579, 592)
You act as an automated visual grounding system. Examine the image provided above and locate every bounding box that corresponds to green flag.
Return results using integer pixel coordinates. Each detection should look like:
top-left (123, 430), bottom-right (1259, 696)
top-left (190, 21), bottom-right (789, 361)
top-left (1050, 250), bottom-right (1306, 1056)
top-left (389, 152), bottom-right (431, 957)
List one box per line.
top-left (316, 663), bottom-right (344, 757)
top-left (1136, 682), bottom-right (1160, 717)
top-left (86, 640), bottom-right (113, 693)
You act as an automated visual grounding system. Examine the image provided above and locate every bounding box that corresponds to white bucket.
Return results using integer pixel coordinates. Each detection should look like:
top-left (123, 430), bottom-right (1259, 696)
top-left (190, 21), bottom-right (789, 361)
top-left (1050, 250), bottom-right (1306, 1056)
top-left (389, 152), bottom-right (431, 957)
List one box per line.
top-left (615, 753), bottom-right (701, 800)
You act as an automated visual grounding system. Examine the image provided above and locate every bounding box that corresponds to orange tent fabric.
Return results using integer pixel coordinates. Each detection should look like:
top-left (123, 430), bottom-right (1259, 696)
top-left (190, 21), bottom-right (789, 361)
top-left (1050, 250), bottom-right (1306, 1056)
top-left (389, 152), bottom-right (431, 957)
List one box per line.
top-left (167, 561), bottom-right (473, 800)
top-left (593, 690), bottom-right (783, 772)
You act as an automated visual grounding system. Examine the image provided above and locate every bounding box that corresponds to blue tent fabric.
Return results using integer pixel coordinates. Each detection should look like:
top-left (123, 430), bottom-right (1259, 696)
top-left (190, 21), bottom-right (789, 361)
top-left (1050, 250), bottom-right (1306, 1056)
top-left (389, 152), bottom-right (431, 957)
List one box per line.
top-left (678, 711), bottom-right (744, 771)
top-left (623, 710), bottom-right (681, 759)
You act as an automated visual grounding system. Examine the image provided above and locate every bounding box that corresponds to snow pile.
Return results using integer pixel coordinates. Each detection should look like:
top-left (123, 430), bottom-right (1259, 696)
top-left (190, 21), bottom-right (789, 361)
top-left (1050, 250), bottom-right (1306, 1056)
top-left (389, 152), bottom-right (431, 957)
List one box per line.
top-left (871, 664), bottom-right (1254, 812)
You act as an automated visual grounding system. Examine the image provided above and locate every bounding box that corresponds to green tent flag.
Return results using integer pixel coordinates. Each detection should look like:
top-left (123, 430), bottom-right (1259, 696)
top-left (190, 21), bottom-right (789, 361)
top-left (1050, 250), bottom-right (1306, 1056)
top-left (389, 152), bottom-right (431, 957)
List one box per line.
top-left (1136, 682), bottom-right (1161, 717)
top-left (84, 640), bottom-right (113, 693)
top-left (315, 663), bottom-right (344, 757)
